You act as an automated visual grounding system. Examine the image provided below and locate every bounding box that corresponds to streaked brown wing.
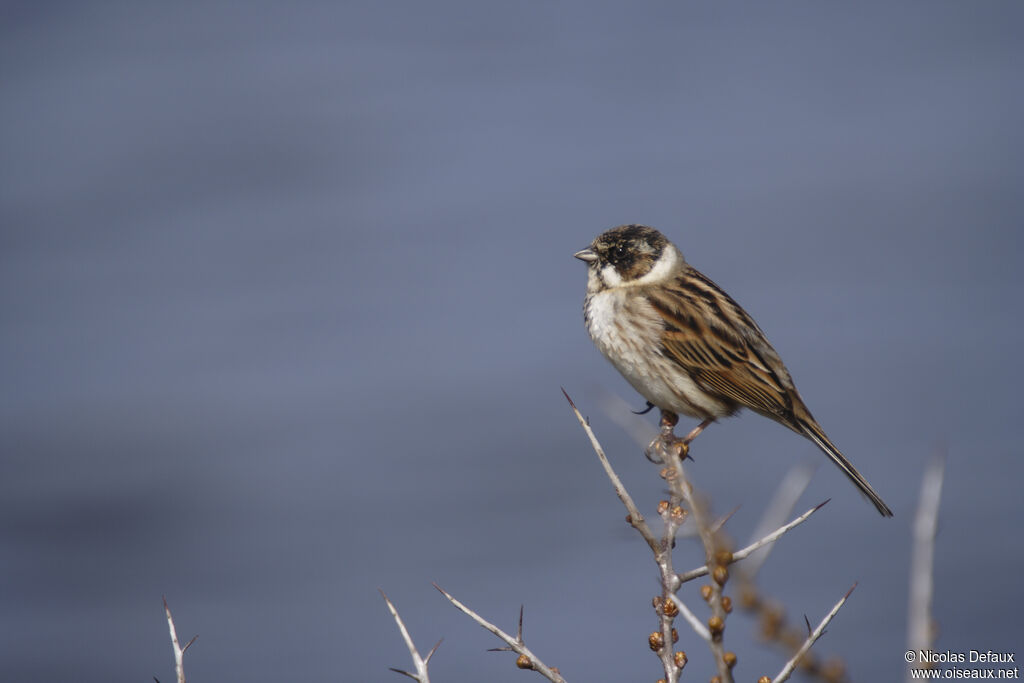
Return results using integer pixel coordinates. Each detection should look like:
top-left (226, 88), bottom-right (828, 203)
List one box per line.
top-left (646, 275), bottom-right (795, 420)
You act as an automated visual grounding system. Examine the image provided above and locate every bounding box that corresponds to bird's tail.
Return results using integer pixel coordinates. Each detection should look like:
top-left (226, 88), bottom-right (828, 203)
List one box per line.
top-left (798, 419), bottom-right (893, 517)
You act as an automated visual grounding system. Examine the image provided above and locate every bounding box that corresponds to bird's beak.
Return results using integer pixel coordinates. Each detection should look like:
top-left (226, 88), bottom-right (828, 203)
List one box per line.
top-left (574, 247), bottom-right (598, 263)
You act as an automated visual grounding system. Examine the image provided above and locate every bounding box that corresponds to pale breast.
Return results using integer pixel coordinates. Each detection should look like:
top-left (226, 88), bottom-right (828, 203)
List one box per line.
top-left (583, 288), bottom-right (734, 419)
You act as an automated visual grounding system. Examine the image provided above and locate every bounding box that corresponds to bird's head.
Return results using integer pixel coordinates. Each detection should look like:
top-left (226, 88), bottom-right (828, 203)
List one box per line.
top-left (574, 224), bottom-right (681, 291)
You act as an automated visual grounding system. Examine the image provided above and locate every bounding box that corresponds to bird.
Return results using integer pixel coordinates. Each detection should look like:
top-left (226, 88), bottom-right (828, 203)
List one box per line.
top-left (574, 224), bottom-right (892, 517)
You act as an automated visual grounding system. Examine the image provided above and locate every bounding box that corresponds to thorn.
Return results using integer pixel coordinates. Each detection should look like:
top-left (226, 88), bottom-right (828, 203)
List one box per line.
top-left (711, 505), bottom-right (740, 533)
top-left (388, 667), bottom-right (417, 679)
top-left (560, 387), bottom-right (577, 410)
top-left (815, 498), bottom-right (831, 511)
top-left (425, 638), bottom-right (443, 664)
top-left (517, 605), bottom-right (524, 641)
top-left (844, 582), bottom-right (858, 599)
top-left (804, 614), bottom-right (812, 636)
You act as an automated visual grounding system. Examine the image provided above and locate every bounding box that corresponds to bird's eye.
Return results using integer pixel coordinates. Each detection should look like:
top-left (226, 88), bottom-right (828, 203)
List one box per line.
top-left (614, 245), bottom-right (627, 259)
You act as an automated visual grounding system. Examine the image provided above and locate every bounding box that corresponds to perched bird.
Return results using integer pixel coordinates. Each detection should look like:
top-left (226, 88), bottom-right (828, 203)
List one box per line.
top-left (575, 224), bottom-right (892, 516)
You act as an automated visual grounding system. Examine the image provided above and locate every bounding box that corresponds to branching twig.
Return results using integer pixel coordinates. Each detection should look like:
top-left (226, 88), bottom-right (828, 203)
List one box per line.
top-left (677, 500), bottom-right (829, 584)
top-left (429, 390), bottom-right (857, 683)
top-left (771, 583), bottom-right (856, 683)
top-left (906, 454), bottom-right (945, 681)
top-left (162, 597), bottom-right (196, 683)
top-left (564, 389), bottom-right (687, 681)
top-left (380, 590), bottom-right (441, 682)
top-left (434, 584), bottom-right (566, 683)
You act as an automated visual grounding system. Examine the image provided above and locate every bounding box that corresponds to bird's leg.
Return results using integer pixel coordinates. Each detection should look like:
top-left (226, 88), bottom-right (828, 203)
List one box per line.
top-left (659, 410), bottom-right (679, 438)
top-left (681, 418), bottom-right (713, 448)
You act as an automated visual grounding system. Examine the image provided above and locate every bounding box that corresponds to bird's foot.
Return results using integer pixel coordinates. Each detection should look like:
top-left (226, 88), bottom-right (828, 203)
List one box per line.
top-left (644, 434), bottom-right (692, 463)
top-left (632, 401), bottom-right (656, 415)
top-left (644, 410), bottom-right (692, 463)
top-left (645, 412), bottom-right (711, 464)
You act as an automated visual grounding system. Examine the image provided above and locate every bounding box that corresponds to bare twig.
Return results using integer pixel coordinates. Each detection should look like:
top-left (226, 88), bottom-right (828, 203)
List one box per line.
top-left (434, 584), bottom-right (565, 683)
top-left (380, 590), bottom-right (440, 682)
top-left (906, 454), bottom-right (945, 681)
top-left (669, 594), bottom-right (711, 641)
top-left (162, 597), bottom-right (196, 683)
top-left (677, 500), bottom-right (829, 584)
top-left (772, 583), bottom-right (856, 683)
top-left (561, 388), bottom-right (659, 552)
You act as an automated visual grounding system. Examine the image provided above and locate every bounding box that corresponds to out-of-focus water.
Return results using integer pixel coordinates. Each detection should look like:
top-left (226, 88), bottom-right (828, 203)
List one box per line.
top-left (2, 3), bottom-right (1022, 681)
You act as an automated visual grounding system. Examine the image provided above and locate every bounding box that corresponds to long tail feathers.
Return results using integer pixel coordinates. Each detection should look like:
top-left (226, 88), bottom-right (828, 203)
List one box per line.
top-left (799, 420), bottom-right (893, 517)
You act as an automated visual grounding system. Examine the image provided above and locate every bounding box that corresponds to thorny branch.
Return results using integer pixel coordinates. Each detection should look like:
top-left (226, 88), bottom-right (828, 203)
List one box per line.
top-left (561, 388), bottom-right (660, 553)
top-left (567, 390), bottom-right (843, 683)
top-left (435, 584), bottom-right (566, 683)
top-left (387, 390), bottom-right (866, 682)
top-left (676, 500), bottom-right (829, 584)
top-left (564, 389), bottom-right (688, 681)
top-left (162, 597), bottom-right (196, 683)
top-left (772, 584), bottom-right (856, 683)
top-left (380, 590), bottom-right (441, 682)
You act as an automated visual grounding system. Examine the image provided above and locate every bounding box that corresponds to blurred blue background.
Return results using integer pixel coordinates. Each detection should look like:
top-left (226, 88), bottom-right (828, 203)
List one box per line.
top-left (2, 2), bottom-right (1022, 681)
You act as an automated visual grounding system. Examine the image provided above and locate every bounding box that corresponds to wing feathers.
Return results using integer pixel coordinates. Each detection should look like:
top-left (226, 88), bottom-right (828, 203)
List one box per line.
top-left (645, 267), bottom-right (892, 517)
top-left (648, 271), bottom-right (795, 421)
